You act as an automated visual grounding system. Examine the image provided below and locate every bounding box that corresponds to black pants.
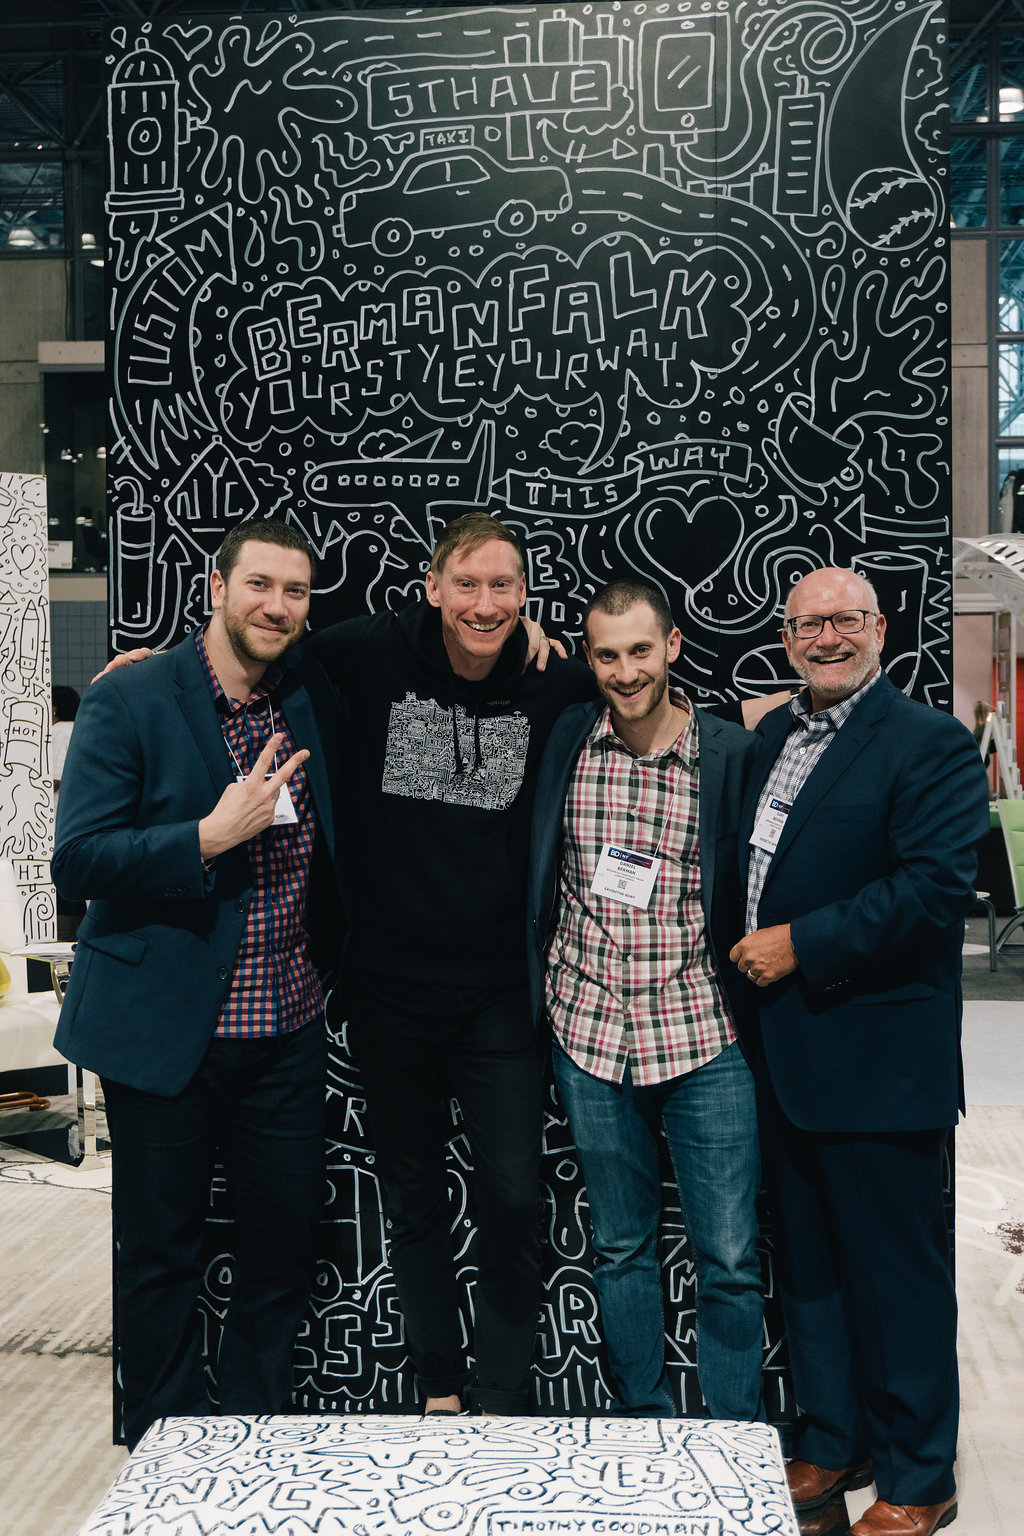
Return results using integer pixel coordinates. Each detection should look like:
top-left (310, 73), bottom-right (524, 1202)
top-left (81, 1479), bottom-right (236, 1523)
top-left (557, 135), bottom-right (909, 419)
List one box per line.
top-left (759, 1081), bottom-right (958, 1506)
top-left (103, 1020), bottom-right (327, 1449)
top-left (347, 978), bottom-right (543, 1412)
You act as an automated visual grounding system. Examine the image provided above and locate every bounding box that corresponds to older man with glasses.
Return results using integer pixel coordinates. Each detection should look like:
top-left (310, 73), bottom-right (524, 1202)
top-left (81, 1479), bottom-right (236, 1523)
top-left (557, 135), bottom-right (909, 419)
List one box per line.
top-left (730, 567), bottom-right (989, 1536)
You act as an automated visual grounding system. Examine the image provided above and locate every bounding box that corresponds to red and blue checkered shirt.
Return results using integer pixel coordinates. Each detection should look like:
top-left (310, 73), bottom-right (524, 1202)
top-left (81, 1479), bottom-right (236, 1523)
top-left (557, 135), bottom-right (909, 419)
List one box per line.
top-left (195, 629), bottom-right (324, 1040)
top-left (545, 691), bottom-right (736, 1087)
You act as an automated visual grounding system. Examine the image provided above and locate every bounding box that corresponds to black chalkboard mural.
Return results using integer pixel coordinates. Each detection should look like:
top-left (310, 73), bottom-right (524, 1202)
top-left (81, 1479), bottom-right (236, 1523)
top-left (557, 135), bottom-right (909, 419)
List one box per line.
top-left (107, 2), bottom-right (950, 1419)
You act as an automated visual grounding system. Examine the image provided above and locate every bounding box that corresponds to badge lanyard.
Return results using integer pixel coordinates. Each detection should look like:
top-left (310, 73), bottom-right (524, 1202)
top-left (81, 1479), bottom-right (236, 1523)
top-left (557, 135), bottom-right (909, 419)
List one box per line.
top-left (588, 769), bottom-right (672, 912)
top-left (224, 700), bottom-right (298, 827)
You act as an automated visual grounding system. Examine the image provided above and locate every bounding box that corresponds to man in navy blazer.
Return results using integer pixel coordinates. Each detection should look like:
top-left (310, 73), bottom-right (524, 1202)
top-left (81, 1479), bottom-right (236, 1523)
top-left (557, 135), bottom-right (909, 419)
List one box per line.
top-left (53, 520), bottom-right (345, 1449)
top-left (527, 580), bottom-right (763, 1419)
top-left (731, 567), bottom-right (990, 1536)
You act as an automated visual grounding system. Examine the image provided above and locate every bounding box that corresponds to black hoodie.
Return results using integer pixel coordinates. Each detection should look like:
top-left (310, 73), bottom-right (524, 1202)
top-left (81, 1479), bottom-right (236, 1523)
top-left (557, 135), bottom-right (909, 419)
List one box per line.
top-left (308, 602), bottom-right (595, 989)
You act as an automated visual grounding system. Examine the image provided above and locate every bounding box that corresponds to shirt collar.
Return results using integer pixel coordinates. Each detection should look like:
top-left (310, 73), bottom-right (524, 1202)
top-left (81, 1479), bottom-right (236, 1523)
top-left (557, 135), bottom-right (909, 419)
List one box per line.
top-left (590, 686), bottom-right (697, 767)
top-left (788, 664), bottom-right (883, 734)
top-left (194, 625), bottom-right (281, 713)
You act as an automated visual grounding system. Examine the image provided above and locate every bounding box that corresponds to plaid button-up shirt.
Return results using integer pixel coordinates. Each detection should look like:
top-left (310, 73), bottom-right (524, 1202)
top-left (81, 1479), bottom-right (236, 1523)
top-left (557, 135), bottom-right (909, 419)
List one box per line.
top-left (546, 691), bottom-right (736, 1087)
top-left (745, 668), bottom-right (883, 933)
top-left (195, 629), bottom-right (324, 1040)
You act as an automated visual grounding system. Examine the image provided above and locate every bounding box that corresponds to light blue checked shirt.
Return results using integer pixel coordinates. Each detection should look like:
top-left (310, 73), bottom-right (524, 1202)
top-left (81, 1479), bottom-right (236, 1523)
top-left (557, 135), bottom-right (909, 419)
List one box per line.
top-left (745, 669), bottom-right (883, 935)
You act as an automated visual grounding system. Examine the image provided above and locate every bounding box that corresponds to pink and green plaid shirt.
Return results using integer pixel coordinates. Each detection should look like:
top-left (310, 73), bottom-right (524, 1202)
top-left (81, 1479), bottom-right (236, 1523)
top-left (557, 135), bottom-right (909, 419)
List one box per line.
top-left (546, 691), bottom-right (735, 1086)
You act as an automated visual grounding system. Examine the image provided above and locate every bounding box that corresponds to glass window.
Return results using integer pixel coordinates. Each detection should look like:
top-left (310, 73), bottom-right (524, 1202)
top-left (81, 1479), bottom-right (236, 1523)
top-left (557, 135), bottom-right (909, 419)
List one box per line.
top-left (1000, 31), bottom-right (1024, 121)
top-left (951, 136), bottom-right (988, 228)
top-left (999, 240), bottom-right (1024, 329)
top-left (996, 449), bottom-right (1024, 533)
top-left (405, 162), bottom-right (449, 193)
top-left (446, 156), bottom-right (488, 186)
top-left (41, 373), bottom-right (107, 572)
top-left (0, 160), bottom-right (64, 251)
top-left (950, 29), bottom-right (988, 123)
top-left (999, 136), bottom-right (1024, 226)
top-left (998, 342), bottom-right (1024, 433)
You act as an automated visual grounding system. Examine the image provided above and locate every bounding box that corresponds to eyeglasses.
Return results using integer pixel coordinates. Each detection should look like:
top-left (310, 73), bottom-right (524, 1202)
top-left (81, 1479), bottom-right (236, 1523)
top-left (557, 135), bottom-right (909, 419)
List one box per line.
top-left (784, 609), bottom-right (878, 639)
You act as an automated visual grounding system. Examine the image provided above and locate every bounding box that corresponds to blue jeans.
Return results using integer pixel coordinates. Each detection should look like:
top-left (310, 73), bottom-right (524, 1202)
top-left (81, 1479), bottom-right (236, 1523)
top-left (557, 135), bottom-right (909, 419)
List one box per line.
top-left (552, 1039), bottom-right (763, 1419)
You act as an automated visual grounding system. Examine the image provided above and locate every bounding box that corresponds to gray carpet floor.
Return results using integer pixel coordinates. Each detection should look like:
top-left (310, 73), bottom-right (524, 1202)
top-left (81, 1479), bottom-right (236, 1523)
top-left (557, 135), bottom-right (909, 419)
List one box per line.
top-left (0, 925), bottom-right (1020, 1536)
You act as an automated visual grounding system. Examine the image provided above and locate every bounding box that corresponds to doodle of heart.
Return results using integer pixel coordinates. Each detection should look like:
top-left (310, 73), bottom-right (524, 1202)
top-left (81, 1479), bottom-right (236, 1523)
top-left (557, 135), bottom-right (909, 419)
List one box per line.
top-left (635, 496), bottom-right (745, 604)
top-left (164, 23), bottom-right (214, 58)
top-left (382, 581), bottom-right (424, 611)
top-left (11, 544), bottom-right (37, 575)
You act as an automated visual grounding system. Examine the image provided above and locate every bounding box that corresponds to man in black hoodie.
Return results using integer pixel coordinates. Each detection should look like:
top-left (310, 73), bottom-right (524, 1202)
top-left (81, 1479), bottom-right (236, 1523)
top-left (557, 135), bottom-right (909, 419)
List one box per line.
top-left (306, 512), bottom-right (595, 1414)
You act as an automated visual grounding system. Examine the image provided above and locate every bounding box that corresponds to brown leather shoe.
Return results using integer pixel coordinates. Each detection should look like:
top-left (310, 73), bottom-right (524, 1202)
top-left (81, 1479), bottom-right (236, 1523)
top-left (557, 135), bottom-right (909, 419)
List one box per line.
top-left (848, 1496), bottom-right (957, 1535)
top-left (787, 1460), bottom-right (874, 1513)
top-left (796, 1495), bottom-right (853, 1535)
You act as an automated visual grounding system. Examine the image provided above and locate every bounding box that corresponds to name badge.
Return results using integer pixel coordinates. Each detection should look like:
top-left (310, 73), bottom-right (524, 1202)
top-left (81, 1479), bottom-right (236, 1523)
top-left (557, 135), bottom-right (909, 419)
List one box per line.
top-left (237, 775), bottom-right (298, 826)
top-left (272, 783), bottom-right (298, 825)
top-left (750, 795), bottom-right (791, 854)
top-left (590, 843), bottom-right (661, 909)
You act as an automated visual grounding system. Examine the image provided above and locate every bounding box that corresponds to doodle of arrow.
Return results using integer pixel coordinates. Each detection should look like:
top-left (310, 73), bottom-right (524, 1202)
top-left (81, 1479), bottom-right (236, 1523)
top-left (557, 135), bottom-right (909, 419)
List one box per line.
top-left (835, 496), bottom-right (947, 544)
top-left (538, 111), bottom-right (636, 164)
top-left (112, 531), bottom-right (195, 652)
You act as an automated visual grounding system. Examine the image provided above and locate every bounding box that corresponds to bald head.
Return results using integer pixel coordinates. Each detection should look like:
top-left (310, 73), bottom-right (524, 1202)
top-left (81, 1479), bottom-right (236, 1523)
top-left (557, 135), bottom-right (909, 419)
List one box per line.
top-left (784, 567), bottom-right (878, 622)
top-left (782, 567), bottom-right (885, 713)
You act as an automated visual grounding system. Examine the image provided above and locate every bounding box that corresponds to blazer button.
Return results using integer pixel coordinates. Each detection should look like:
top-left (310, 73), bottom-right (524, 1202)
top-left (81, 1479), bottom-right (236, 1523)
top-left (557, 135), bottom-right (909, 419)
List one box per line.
top-left (217, 966), bottom-right (230, 981)
top-left (235, 899), bottom-right (248, 914)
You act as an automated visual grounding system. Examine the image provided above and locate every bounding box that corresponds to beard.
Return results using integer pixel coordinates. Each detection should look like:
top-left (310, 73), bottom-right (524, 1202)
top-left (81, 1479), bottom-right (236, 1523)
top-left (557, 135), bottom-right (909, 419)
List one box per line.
top-left (603, 670), bottom-right (669, 725)
top-left (222, 608), bottom-right (300, 667)
top-left (792, 634), bottom-right (881, 703)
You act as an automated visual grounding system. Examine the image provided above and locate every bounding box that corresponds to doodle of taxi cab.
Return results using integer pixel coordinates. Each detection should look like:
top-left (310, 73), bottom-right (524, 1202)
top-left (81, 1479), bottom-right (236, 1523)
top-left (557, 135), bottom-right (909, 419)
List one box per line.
top-left (340, 149), bottom-right (572, 256)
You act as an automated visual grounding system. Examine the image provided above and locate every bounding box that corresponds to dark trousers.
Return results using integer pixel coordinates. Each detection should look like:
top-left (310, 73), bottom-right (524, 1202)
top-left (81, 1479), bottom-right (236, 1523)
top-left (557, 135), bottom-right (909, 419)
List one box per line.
top-left (347, 980), bottom-right (543, 1412)
top-left (759, 1082), bottom-right (958, 1506)
top-left (102, 1019), bottom-right (327, 1449)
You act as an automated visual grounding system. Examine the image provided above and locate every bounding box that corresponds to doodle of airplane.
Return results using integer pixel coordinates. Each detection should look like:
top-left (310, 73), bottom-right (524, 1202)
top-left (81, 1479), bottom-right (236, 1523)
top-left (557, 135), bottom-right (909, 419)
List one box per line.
top-left (304, 419), bottom-right (495, 551)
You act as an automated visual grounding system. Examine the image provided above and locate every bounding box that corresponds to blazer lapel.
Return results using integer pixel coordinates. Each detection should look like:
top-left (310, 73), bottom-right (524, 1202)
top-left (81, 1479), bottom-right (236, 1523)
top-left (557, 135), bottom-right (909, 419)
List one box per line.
top-left (695, 711), bottom-right (725, 924)
top-left (760, 675), bottom-right (897, 874)
top-left (171, 639), bottom-right (235, 795)
top-left (743, 704), bottom-right (792, 840)
top-left (279, 662), bottom-right (335, 856)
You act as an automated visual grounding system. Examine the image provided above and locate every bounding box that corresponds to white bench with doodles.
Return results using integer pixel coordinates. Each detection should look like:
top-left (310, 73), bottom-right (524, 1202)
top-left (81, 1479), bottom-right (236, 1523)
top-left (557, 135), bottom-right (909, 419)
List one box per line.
top-left (75, 1415), bottom-right (799, 1536)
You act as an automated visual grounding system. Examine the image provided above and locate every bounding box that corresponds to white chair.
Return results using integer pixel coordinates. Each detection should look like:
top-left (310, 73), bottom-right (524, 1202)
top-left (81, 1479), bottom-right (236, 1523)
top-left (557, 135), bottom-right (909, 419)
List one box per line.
top-left (0, 859), bottom-right (103, 1166)
top-left (0, 859), bottom-right (65, 1111)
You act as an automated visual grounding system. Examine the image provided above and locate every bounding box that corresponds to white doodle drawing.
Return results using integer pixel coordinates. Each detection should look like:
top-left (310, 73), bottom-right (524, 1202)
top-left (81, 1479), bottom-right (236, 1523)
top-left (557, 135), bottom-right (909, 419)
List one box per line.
top-left (107, 2), bottom-right (950, 710)
top-left (106, 0), bottom-right (951, 1416)
top-left (0, 475), bottom-right (56, 942)
top-left (382, 693), bottom-right (529, 809)
top-left (340, 146), bottom-right (572, 254)
top-left (79, 1416), bottom-right (799, 1536)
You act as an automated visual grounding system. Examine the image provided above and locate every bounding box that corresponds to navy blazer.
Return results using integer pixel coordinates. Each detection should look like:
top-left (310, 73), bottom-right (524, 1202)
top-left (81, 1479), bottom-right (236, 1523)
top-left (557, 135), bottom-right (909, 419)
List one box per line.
top-left (741, 673), bottom-right (990, 1135)
top-left (52, 636), bottom-right (345, 1097)
top-left (526, 700), bottom-right (755, 1041)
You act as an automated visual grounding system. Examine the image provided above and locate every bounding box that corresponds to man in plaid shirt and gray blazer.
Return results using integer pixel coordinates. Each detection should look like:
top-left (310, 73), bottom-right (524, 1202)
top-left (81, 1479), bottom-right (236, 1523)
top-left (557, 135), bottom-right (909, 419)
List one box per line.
top-left (527, 578), bottom-right (763, 1419)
